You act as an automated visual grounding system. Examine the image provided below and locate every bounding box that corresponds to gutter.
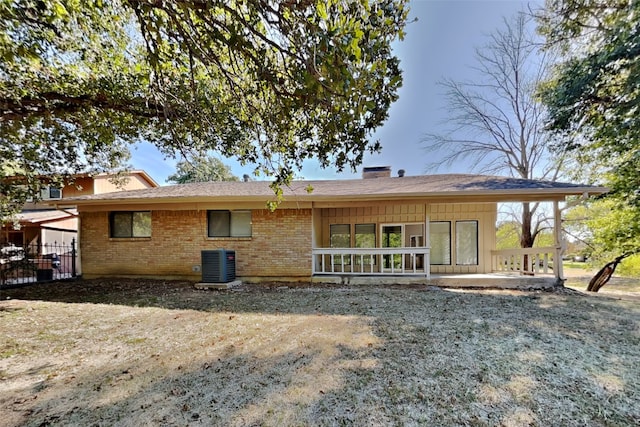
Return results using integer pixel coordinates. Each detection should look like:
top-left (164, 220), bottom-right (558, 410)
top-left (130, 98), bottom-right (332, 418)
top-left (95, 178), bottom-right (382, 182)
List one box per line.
top-left (64, 186), bottom-right (609, 207)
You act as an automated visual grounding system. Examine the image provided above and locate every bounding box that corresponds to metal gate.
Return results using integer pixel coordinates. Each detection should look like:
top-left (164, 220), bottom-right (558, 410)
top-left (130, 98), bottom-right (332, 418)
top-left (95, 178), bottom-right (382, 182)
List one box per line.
top-left (0, 239), bottom-right (77, 288)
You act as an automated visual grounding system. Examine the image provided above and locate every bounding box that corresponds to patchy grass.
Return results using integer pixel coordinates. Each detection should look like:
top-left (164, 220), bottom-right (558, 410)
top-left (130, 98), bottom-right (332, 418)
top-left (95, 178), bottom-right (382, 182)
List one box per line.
top-left (564, 266), bottom-right (640, 294)
top-left (567, 277), bottom-right (640, 294)
top-left (1, 279), bottom-right (639, 426)
top-left (563, 261), bottom-right (591, 270)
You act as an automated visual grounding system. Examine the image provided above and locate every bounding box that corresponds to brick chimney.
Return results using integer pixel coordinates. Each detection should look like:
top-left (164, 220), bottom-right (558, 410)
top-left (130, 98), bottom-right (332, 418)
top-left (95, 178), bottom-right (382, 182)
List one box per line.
top-left (362, 166), bottom-right (392, 179)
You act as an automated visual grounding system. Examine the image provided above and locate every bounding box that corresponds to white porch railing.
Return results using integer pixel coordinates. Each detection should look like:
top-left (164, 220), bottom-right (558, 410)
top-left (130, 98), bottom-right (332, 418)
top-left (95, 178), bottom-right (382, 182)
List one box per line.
top-left (491, 247), bottom-right (558, 276)
top-left (312, 247), bottom-right (430, 277)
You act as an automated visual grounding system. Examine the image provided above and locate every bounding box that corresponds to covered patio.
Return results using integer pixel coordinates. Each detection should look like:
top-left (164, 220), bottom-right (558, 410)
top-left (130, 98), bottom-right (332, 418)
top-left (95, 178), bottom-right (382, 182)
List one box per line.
top-left (308, 172), bottom-right (604, 285)
top-left (312, 245), bottom-right (559, 280)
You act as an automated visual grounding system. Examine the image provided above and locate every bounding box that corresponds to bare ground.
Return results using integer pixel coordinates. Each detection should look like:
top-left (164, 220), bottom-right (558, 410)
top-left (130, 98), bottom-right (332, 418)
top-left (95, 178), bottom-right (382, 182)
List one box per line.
top-left (563, 266), bottom-right (640, 300)
top-left (1, 279), bottom-right (639, 427)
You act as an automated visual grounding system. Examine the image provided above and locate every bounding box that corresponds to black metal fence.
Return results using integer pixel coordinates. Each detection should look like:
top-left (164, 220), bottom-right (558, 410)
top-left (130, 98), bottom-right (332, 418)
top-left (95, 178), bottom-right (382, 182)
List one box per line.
top-left (0, 239), bottom-right (77, 288)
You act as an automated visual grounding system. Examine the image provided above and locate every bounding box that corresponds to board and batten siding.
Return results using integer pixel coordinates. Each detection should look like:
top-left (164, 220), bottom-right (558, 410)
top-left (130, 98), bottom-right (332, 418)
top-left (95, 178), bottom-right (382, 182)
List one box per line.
top-left (319, 202), bottom-right (496, 274)
top-left (320, 204), bottom-right (426, 248)
top-left (428, 203), bottom-right (496, 274)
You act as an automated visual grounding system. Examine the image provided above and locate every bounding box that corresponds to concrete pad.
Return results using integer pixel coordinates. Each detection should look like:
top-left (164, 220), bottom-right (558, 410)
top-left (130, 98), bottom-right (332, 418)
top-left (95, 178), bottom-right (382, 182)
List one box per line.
top-left (195, 280), bottom-right (242, 290)
top-left (310, 273), bottom-right (560, 290)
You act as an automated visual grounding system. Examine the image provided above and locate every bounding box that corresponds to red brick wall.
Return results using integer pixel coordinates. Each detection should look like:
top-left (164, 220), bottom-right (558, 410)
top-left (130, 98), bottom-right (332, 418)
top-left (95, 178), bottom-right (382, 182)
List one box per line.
top-left (80, 209), bottom-right (312, 280)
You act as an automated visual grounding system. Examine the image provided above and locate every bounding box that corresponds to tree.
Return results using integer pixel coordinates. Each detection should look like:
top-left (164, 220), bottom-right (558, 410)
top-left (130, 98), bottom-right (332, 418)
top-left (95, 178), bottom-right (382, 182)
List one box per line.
top-left (0, 0), bottom-right (409, 218)
top-left (585, 201), bottom-right (640, 290)
top-left (538, 0), bottom-right (640, 290)
top-left (496, 221), bottom-right (522, 250)
top-left (167, 156), bottom-right (238, 184)
top-left (423, 13), bottom-right (561, 249)
top-left (538, 0), bottom-right (640, 205)
top-left (497, 220), bottom-right (555, 250)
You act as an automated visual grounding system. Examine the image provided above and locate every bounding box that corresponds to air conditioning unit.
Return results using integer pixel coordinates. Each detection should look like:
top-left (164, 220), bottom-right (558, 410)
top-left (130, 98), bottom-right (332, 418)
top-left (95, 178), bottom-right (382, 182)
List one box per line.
top-left (201, 249), bottom-right (236, 283)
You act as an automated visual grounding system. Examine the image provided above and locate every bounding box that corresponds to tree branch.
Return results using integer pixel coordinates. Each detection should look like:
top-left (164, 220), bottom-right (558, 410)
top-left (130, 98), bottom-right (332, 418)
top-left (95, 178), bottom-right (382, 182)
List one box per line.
top-left (0, 92), bottom-right (170, 122)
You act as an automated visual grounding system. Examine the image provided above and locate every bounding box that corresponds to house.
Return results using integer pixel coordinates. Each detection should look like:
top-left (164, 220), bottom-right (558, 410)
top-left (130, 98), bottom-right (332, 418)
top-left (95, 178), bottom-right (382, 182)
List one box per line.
top-left (1, 171), bottom-right (158, 258)
top-left (68, 167), bottom-right (607, 286)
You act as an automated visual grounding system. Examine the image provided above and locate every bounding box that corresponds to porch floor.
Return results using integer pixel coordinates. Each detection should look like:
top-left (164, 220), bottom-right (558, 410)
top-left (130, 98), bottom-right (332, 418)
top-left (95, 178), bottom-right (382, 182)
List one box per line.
top-left (311, 272), bottom-right (561, 290)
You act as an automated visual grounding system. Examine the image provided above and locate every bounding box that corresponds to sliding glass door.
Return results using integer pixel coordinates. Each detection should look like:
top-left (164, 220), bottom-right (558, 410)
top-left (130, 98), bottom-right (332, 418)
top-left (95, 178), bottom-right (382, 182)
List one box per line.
top-left (381, 225), bottom-right (403, 270)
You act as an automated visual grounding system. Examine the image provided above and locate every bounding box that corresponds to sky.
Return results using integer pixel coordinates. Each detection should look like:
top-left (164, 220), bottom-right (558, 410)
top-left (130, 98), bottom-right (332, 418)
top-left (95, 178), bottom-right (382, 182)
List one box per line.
top-left (130, 0), bottom-right (540, 186)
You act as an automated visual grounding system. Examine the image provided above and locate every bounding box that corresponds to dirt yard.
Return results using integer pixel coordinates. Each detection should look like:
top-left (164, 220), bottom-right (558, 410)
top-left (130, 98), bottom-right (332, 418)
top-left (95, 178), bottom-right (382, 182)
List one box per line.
top-left (563, 266), bottom-right (640, 300)
top-left (1, 279), bottom-right (639, 426)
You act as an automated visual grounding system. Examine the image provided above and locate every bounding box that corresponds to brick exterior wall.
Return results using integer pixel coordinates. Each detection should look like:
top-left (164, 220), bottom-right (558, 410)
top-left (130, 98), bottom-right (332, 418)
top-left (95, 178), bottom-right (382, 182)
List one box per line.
top-left (80, 209), bottom-right (312, 280)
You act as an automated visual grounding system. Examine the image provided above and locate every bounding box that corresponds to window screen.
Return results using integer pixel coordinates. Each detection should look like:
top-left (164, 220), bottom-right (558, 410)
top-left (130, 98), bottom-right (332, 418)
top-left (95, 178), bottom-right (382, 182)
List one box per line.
top-left (230, 211), bottom-right (252, 237)
top-left (355, 224), bottom-right (375, 248)
top-left (208, 210), bottom-right (251, 237)
top-left (110, 212), bottom-right (151, 238)
top-left (48, 187), bottom-right (62, 199)
top-left (355, 223), bottom-right (376, 266)
top-left (430, 221), bottom-right (451, 265)
top-left (456, 221), bottom-right (478, 265)
top-left (208, 210), bottom-right (231, 237)
top-left (330, 224), bottom-right (350, 248)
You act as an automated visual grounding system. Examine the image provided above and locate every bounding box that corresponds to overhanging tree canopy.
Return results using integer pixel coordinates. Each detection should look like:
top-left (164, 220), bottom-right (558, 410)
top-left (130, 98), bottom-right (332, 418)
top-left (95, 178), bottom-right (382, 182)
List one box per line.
top-left (538, 0), bottom-right (639, 204)
top-left (538, 0), bottom-right (640, 290)
top-left (0, 0), bottom-right (408, 218)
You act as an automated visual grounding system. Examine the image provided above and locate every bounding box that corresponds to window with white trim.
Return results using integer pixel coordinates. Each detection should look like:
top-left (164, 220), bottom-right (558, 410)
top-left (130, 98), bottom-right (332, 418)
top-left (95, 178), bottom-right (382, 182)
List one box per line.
top-left (430, 221), bottom-right (451, 265)
top-left (355, 223), bottom-right (376, 266)
top-left (207, 210), bottom-right (252, 237)
top-left (456, 220), bottom-right (478, 265)
top-left (40, 186), bottom-right (62, 200)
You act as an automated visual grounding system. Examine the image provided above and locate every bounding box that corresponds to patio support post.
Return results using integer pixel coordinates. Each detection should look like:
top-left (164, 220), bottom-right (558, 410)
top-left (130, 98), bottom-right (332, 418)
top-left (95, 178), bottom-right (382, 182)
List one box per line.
top-left (425, 205), bottom-right (430, 278)
top-left (71, 238), bottom-right (77, 277)
top-left (553, 201), bottom-right (564, 281)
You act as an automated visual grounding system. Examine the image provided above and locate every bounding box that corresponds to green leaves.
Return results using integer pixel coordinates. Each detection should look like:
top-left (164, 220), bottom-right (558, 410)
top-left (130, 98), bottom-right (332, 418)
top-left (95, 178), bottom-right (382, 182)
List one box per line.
top-left (541, 2), bottom-right (640, 202)
top-left (540, 0), bottom-right (640, 258)
top-left (166, 156), bottom-right (238, 184)
top-left (1, 0), bottom-right (409, 218)
top-left (317, 2), bottom-right (328, 20)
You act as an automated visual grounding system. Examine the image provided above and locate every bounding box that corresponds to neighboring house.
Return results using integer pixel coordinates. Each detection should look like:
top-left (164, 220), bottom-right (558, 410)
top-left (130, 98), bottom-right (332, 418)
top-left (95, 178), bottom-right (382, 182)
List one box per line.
top-left (69, 167), bottom-right (606, 285)
top-left (1, 171), bottom-right (158, 251)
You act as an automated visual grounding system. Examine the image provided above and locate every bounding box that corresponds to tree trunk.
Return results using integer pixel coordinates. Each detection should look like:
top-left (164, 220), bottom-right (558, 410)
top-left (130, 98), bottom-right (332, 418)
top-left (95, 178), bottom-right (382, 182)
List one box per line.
top-left (587, 254), bottom-right (629, 292)
top-left (520, 202), bottom-right (534, 248)
top-left (521, 202), bottom-right (534, 273)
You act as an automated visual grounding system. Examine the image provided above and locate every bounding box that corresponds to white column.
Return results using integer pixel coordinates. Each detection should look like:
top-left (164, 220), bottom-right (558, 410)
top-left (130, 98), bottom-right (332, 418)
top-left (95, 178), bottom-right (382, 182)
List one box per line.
top-left (424, 204), bottom-right (430, 278)
top-left (553, 200), bottom-right (565, 281)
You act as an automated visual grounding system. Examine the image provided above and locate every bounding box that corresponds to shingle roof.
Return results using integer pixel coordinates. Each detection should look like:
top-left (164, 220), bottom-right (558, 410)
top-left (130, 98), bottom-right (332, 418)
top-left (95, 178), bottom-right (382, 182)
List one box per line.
top-left (16, 209), bottom-right (77, 224)
top-left (64, 174), bottom-right (607, 205)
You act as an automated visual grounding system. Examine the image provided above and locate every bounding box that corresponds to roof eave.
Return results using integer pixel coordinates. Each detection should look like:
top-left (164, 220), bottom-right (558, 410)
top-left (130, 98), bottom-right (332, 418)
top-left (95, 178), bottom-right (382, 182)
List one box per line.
top-left (67, 186), bottom-right (608, 207)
